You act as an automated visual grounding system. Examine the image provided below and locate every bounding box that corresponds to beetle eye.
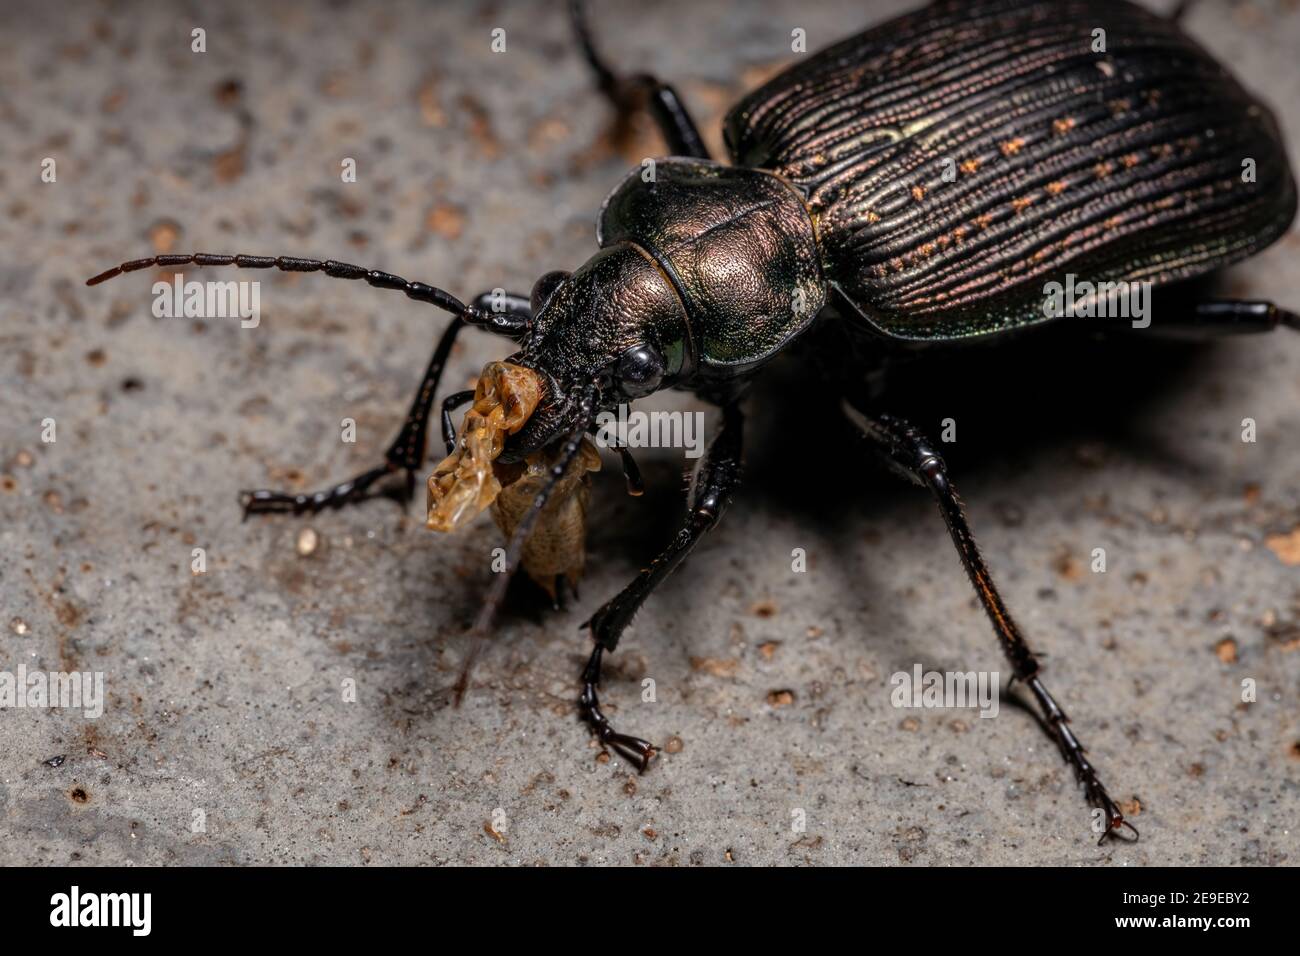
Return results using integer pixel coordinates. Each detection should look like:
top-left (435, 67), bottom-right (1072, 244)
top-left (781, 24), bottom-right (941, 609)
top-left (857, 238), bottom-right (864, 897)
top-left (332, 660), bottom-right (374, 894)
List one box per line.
top-left (613, 344), bottom-right (666, 398)
top-left (530, 270), bottom-right (571, 316)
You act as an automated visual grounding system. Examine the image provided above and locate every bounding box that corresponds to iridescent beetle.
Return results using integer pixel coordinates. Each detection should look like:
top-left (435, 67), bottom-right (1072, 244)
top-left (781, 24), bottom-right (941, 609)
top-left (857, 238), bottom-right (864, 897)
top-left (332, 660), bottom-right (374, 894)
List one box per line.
top-left (87, 0), bottom-right (1298, 843)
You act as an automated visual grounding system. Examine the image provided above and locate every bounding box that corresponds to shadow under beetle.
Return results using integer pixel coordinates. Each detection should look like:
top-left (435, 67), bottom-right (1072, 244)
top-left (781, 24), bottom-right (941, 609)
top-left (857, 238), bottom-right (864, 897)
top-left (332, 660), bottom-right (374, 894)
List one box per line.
top-left (87, 0), bottom-right (1300, 845)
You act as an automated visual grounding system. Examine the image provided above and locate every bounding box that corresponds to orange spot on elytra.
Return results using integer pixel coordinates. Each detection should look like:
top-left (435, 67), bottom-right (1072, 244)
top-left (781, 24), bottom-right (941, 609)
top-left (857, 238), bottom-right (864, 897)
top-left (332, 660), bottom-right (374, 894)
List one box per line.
top-left (1052, 117), bottom-right (1076, 135)
top-left (1000, 137), bottom-right (1026, 157)
top-left (960, 158), bottom-right (981, 174)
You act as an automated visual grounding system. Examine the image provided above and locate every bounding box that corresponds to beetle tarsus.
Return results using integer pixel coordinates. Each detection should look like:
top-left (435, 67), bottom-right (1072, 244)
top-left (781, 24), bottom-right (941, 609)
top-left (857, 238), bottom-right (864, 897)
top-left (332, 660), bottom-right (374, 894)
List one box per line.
top-left (1026, 675), bottom-right (1138, 846)
top-left (239, 463), bottom-right (409, 518)
top-left (579, 645), bottom-right (657, 771)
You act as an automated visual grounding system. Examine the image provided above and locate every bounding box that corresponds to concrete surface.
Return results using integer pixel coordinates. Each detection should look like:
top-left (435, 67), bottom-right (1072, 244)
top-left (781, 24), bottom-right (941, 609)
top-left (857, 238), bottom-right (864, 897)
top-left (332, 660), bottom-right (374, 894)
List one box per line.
top-left (1, 0), bottom-right (1298, 866)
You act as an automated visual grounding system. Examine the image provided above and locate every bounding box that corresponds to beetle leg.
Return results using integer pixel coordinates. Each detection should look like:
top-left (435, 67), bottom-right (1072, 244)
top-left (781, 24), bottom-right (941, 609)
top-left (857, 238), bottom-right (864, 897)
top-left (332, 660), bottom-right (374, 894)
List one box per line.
top-left (843, 402), bottom-right (1137, 845)
top-left (242, 290), bottom-right (532, 517)
top-left (570, 0), bottom-right (711, 159)
top-left (578, 404), bottom-right (744, 768)
top-left (1075, 296), bottom-right (1300, 337)
top-left (1164, 299), bottom-right (1300, 336)
top-left (579, 646), bottom-right (657, 769)
top-left (440, 389), bottom-right (475, 456)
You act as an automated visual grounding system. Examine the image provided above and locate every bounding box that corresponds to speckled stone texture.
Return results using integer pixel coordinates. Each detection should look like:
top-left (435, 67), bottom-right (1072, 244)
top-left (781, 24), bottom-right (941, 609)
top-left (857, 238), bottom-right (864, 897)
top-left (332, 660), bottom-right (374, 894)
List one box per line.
top-left (1, 0), bottom-right (1297, 866)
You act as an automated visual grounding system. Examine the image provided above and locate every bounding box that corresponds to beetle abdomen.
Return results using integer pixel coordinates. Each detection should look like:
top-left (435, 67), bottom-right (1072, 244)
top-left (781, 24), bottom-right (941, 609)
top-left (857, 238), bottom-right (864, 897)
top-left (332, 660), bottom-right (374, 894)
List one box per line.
top-left (724, 0), bottom-right (1297, 340)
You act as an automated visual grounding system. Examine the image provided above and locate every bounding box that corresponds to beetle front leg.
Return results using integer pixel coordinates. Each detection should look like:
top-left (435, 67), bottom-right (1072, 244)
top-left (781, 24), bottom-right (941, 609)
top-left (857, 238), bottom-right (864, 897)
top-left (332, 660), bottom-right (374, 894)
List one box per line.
top-left (242, 291), bottom-right (532, 517)
top-left (843, 402), bottom-right (1137, 845)
top-left (579, 404), bottom-right (743, 769)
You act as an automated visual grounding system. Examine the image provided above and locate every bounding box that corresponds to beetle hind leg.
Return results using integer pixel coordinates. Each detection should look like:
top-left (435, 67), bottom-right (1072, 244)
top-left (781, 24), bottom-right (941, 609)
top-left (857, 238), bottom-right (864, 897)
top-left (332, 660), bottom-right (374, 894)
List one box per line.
top-left (844, 402), bottom-right (1136, 844)
top-left (1151, 298), bottom-right (1300, 336)
top-left (1027, 675), bottom-right (1140, 845)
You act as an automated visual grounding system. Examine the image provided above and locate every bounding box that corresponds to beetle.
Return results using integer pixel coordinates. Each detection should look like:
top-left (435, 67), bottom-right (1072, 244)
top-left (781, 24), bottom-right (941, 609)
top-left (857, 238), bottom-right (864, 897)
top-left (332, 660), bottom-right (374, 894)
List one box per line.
top-left (86, 0), bottom-right (1297, 844)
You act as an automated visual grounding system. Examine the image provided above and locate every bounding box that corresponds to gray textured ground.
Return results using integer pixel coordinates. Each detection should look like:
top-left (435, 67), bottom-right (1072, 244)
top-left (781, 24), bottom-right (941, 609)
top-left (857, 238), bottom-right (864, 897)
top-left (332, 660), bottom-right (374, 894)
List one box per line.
top-left (2, 0), bottom-right (1298, 866)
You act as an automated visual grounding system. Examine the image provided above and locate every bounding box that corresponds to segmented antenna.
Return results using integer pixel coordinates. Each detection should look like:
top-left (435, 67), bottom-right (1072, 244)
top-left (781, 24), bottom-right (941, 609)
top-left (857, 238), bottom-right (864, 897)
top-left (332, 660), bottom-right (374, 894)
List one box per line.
top-left (86, 252), bottom-right (526, 336)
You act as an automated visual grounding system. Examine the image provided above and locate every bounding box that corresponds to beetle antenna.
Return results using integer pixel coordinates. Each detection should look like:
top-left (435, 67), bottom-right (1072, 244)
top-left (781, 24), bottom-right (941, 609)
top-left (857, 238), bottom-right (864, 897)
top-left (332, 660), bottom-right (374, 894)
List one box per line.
top-left (452, 381), bottom-right (602, 705)
top-left (85, 252), bottom-right (525, 335)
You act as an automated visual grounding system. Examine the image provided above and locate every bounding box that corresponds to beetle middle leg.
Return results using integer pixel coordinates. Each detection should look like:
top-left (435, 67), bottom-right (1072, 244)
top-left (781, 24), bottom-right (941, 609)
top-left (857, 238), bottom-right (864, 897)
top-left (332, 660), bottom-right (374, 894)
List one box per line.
top-left (580, 404), bottom-right (744, 769)
top-left (570, 0), bottom-right (711, 159)
top-left (241, 289), bottom-right (532, 516)
top-left (843, 402), bottom-right (1137, 845)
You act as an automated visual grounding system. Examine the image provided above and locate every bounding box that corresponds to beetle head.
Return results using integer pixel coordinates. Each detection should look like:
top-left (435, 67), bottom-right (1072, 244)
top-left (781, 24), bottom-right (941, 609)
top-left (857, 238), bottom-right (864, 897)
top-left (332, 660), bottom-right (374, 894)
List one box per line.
top-left (502, 242), bottom-right (692, 460)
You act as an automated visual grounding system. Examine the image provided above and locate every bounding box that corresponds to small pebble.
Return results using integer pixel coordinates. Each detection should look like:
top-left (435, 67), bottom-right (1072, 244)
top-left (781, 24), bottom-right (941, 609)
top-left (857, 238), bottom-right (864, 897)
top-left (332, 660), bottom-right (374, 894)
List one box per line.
top-left (11, 617), bottom-right (29, 636)
top-left (1215, 638), bottom-right (1238, 664)
top-left (766, 689), bottom-right (795, 707)
top-left (296, 527), bottom-right (319, 556)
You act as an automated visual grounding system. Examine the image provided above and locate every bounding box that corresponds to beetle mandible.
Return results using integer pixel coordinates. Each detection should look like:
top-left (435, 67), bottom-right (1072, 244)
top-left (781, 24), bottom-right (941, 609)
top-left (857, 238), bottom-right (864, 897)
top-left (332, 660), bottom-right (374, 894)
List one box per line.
top-left (86, 0), bottom-right (1298, 845)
